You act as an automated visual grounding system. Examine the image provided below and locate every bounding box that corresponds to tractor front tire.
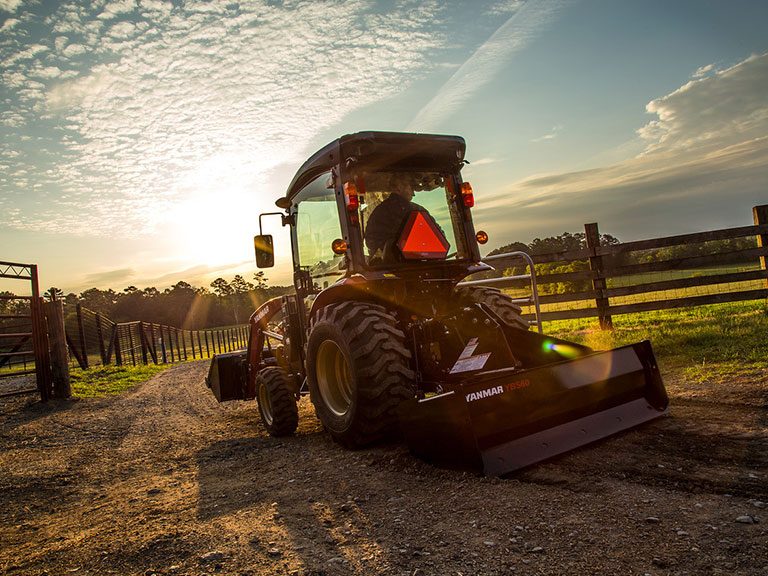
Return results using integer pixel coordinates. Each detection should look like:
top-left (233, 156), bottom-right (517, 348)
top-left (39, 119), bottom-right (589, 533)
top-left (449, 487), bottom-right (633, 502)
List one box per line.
top-left (255, 367), bottom-right (299, 437)
top-left (306, 302), bottom-right (415, 448)
top-left (456, 286), bottom-right (530, 331)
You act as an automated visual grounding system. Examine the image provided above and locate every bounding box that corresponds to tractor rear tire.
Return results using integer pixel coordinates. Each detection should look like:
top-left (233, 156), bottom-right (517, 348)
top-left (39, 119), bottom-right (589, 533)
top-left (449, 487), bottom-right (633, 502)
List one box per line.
top-left (306, 302), bottom-right (415, 448)
top-left (255, 367), bottom-right (299, 437)
top-left (456, 286), bottom-right (530, 331)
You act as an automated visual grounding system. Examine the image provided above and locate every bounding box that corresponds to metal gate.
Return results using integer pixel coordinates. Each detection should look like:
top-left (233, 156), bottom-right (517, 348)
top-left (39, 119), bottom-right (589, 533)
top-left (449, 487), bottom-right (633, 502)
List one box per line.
top-left (0, 261), bottom-right (52, 400)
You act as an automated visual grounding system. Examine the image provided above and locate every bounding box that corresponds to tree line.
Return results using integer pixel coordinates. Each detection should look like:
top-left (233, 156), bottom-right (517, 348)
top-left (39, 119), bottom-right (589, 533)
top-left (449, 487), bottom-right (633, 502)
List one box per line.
top-left (0, 273), bottom-right (292, 330)
top-left (486, 232), bottom-right (758, 295)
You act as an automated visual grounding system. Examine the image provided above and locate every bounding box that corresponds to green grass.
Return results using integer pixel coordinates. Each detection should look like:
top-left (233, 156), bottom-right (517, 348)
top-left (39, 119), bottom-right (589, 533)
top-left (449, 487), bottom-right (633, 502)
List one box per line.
top-left (545, 300), bottom-right (768, 381)
top-left (70, 364), bottom-right (171, 398)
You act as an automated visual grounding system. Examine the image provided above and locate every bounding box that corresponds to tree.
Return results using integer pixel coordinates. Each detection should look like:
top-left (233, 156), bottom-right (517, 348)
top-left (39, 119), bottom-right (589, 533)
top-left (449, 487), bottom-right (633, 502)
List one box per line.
top-left (231, 275), bottom-right (254, 294)
top-left (253, 271), bottom-right (268, 289)
top-left (78, 287), bottom-right (118, 315)
top-left (210, 278), bottom-right (232, 298)
top-left (489, 231), bottom-right (623, 294)
top-left (45, 287), bottom-right (64, 302)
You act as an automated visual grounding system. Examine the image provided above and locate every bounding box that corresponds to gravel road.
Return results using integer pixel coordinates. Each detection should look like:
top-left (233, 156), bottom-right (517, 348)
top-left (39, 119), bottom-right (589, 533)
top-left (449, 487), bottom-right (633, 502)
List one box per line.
top-left (1, 361), bottom-right (765, 575)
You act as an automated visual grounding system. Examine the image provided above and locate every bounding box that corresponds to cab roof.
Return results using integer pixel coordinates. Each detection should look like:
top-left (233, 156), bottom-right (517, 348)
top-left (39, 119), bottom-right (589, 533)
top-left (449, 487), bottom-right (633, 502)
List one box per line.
top-left (278, 131), bottom-right (466, 208)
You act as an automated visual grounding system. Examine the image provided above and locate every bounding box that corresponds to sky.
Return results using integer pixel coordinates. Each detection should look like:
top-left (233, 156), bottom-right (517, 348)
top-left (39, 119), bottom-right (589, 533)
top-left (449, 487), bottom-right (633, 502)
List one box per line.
top-left (1, 0), bottom-right (767, 294)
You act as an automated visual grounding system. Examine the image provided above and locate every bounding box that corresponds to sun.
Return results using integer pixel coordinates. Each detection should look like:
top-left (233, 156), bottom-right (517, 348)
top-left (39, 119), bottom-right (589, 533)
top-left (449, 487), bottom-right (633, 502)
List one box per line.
top-left (166, 152), bottom-right (291, 275)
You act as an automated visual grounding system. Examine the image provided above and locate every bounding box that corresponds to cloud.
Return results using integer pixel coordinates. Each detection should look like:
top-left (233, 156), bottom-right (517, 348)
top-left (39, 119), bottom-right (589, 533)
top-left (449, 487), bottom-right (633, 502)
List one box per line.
top-left (478, 52), bottom-right (768, 243)
top-left (693, 63), bottom-right (714, 78)
top-left (469, 157), bottom-right (498, 166)
top-left (2, 0), bottom-right (468, 238)
top-left (83, 267), bottom-right (136, 285)
top-left (0, 0), bottom-right (23, 13)
top-left (531, 125), bottom-right (562, 142)
top-left (486, 0), bottom-right (525, 16)
top-left (638, 53), bottom-right (768, 154)
top-left (408, 0), bottom-right (566, 131)
top-left (98, 0), bottom-right (137, 20)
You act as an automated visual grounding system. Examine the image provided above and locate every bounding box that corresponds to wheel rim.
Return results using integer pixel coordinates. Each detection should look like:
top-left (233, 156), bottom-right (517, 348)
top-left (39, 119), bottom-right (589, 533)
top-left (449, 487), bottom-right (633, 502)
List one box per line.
top-left (259, 383), bottom-right (274, 426)
top-left (316, 339), bottom-right (354, 417)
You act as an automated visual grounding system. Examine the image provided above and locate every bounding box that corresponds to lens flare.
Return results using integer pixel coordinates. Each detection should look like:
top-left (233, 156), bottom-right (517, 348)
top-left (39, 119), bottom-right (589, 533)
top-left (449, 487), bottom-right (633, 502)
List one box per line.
top-left (543, 340), bottom-right (583, 359)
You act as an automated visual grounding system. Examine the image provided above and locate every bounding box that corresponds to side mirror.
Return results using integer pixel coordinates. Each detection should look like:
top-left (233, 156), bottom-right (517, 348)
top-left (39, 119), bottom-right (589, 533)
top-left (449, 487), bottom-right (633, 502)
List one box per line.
top-left (254, 234), bottom-right (274, 268)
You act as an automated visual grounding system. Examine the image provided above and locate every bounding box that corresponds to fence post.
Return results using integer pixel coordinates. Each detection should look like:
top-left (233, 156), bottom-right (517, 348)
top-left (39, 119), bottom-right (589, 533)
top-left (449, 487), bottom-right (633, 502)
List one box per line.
top-left (174, 328), bottom-right (182, 361)
top-left (138, 322), bottom-right (149, 365)
top-left (30, 265), bottom-right (53, 401)
top-left (95, 313), bottom-right (107, 364)
top-left (204, 331), bottom-right (210, 358)
top-left (75, 303), bottom-right (89, 369)
top-left (166, 326), bottom-right (175, 362)
top-left (181, 330), bottom-right (188, 361)
top-left (585, 222), bottom-right (613, 329)
top-left (159, 326), bottom-right (168, 363)
top-left (44, 299), bottom-right (71, 398)
top-left (197, 330), bottom-right (203, 358)
top-left (105, 323), bottom-right (115, 364)
top-left (148, 323), bottom-right (158, 364)
top-left (754, 205), bottom-right (768, 289)
top-left (113, 325), bottom-right (123, 366)
top-left (127, 324), bottom-right (137, 366)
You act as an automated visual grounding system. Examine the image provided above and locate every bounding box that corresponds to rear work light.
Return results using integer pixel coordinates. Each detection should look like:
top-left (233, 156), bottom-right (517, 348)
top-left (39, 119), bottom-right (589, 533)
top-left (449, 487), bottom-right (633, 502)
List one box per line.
top-left (461, 182), bottom-right (474, 207)
top-left (343, 181), bottom-right (359, 211)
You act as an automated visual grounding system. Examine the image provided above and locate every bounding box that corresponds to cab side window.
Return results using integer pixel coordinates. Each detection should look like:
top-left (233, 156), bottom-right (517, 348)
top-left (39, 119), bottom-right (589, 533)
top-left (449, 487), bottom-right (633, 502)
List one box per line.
top-left (294, 172), bottom-right (345, 289)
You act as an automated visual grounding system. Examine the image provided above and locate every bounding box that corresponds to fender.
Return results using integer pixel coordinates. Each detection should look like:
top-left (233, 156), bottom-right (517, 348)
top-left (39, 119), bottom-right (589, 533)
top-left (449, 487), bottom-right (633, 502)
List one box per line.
top-left (245, 296), bottom-right (284, 398)
top-left (307, 275), bottom-right (392, 321)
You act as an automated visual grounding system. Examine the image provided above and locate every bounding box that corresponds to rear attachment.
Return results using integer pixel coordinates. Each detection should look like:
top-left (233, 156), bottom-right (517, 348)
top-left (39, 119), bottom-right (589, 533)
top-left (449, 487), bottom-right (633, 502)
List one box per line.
top-left (399, 340), bottom-right (668, 476)
top-left (206, 351), bottom-right (248, 402)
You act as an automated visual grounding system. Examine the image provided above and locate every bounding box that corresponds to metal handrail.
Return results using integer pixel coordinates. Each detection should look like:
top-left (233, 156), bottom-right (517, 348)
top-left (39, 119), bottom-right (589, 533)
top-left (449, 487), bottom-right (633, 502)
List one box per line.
top-left (458, 251), bottom-right (543, 333)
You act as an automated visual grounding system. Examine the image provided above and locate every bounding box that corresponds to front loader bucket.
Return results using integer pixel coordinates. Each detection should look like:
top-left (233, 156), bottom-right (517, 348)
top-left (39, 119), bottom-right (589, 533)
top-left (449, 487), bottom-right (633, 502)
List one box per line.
top-left (398, 340), bottom-right (668, 476)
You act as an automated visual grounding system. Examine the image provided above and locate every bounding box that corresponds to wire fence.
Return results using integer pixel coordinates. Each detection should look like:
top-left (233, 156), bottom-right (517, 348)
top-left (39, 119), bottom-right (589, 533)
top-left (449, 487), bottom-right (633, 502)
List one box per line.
top-left (0, 295), bottom-right (34, 376)
top-left (63, 303), bottom-right (249, 369)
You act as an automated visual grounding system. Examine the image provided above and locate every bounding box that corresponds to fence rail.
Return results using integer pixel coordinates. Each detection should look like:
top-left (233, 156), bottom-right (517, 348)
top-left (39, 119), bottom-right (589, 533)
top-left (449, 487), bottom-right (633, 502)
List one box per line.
top-left (64, 303), bottom-right (249, 369)
top-left (471, 205), bottom-right (768, 327)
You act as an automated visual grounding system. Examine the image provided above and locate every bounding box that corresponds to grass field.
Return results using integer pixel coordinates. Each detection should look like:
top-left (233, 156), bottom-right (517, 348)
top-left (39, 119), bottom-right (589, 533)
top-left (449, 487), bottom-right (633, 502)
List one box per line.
top-left (545, 299), bottom-right (768, 382)
top-left (500, 263), bottom-right (766, 314)
top-left (69, 364), bottom-right (171, 398)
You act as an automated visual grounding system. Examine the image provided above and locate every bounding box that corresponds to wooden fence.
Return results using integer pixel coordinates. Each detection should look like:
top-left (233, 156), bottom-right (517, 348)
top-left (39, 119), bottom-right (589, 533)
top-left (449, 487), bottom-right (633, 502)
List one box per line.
top-left (470, 204), bottom-right (768, 327)
top-left (64, 303), bottom-right (249, 369)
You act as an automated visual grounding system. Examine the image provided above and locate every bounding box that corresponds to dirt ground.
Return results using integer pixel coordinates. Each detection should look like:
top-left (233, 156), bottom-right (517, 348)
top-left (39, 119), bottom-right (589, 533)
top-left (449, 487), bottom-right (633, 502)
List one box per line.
top-left (1, 361), bottom-right (766, 576)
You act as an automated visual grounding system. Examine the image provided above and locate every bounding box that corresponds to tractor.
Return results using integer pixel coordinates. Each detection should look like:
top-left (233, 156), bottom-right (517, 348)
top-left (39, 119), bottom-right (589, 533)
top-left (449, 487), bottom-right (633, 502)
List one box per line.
top-left (206, 131), bottom-right (668, 476)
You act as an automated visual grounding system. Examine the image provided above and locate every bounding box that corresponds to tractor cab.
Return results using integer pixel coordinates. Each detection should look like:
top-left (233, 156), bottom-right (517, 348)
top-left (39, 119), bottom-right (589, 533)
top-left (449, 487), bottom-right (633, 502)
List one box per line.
top-left (255, 132), bottom-right (490, 298)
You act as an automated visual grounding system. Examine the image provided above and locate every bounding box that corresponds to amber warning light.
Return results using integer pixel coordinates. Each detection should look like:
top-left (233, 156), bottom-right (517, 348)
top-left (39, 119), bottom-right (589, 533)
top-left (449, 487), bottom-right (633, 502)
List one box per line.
top-left (331, 238), bottom-right (348, 254)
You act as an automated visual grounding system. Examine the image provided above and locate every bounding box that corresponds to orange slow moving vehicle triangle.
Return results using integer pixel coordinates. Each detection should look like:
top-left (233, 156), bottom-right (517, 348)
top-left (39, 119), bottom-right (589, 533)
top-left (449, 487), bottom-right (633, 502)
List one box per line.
top-left (397, 210), bottom-right (450, 259)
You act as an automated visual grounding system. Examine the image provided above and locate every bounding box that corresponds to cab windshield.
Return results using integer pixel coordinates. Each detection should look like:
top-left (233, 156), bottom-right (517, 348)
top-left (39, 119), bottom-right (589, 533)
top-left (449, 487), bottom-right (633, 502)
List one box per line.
top-left (359, 171), bottom-right (468, 266)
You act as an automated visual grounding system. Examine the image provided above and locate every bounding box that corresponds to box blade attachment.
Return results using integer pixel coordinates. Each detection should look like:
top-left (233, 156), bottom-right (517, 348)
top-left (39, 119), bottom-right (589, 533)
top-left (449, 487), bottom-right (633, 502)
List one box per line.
top-left (399, 341), bottom-right (668, 476)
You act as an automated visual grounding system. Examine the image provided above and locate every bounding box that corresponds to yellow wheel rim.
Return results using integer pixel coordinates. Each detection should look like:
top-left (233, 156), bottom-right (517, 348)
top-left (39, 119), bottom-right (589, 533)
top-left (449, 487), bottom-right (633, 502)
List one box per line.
top-left (259, 382), bottom-right (274, 426)
top-left (316, 340), bottom-right (354, 417)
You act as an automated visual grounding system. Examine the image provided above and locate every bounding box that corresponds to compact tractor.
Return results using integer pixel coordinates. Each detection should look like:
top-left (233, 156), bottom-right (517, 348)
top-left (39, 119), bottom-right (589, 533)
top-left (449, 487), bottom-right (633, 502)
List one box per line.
top-left (207, 131), bottom-right (668, 475)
